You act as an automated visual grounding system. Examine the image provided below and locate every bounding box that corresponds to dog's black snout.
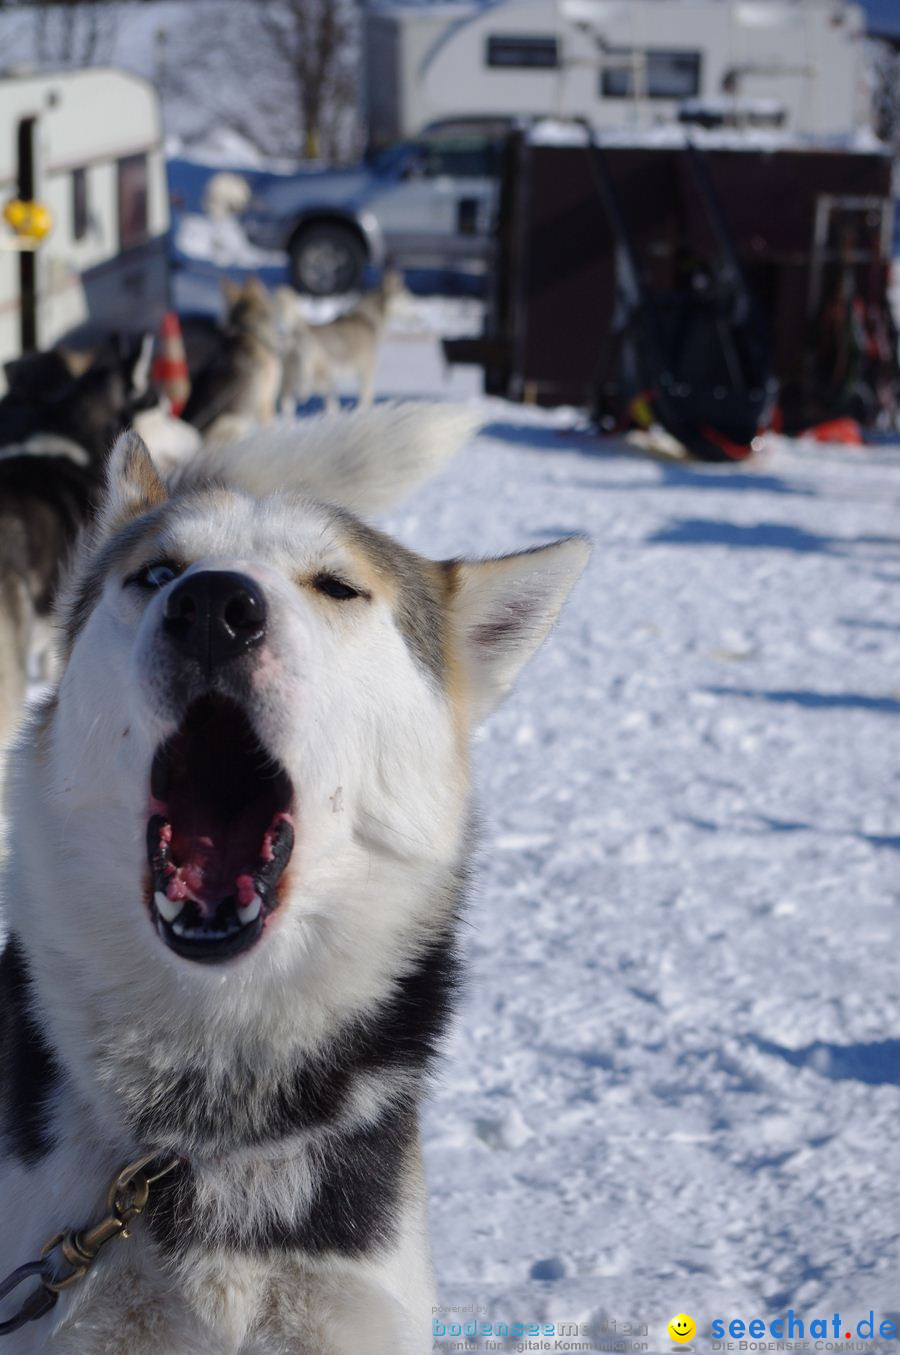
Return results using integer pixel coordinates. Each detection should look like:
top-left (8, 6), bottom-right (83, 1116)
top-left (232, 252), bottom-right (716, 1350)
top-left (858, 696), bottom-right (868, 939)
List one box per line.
top-left (163, 570), bottom-right (267, 667)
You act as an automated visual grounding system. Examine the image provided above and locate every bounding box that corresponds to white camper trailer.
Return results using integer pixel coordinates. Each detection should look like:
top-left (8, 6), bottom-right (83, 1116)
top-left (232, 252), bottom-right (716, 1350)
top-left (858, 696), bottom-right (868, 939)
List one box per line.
top-left (0, 66), bottom-right (169, 369)
top-left (363, 0), bottom-right (870, 146)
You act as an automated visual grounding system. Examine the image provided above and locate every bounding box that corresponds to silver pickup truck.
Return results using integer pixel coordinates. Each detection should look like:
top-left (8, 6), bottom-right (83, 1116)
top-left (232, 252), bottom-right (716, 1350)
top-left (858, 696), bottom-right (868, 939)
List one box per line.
top-left (241, 126), bottom-right (503, 295)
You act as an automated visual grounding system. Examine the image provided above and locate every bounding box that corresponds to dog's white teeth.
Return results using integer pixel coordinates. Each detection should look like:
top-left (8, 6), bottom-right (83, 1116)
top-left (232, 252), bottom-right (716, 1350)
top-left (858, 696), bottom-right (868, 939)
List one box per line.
top-left (237, 894), bottom-right (262, 925)
top-left (155, 891), bottom-right (182, 923)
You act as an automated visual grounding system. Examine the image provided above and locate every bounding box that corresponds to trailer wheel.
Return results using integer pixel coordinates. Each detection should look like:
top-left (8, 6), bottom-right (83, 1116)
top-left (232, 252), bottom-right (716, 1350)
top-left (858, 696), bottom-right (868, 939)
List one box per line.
top-left (289, 223), bottom-right (366, 296)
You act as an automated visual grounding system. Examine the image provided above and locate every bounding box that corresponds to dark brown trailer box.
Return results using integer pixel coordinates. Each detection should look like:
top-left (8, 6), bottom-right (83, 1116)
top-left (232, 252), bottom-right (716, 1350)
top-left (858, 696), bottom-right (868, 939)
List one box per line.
top-left (449, 134), bottom-right (895, 429)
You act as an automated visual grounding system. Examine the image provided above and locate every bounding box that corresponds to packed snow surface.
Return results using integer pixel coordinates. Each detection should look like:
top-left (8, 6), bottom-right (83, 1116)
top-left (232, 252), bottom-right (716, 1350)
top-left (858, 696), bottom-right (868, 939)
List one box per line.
top-left (369, 335), bottom-right (900, 1348)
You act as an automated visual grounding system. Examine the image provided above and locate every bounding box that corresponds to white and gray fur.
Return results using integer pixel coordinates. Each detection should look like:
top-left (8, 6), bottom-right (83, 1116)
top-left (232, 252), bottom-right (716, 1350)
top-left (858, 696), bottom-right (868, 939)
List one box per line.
top-left (0, 401), bottom-right (589, 1354)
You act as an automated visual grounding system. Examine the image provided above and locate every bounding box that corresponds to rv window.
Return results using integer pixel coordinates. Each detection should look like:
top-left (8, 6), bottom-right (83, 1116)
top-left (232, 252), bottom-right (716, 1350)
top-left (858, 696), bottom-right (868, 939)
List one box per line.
top-left (72, 168), bottom-right (88, 241)
top-left (601, 50), bottom-right (701, 100)
top-left (118, 153), bottom-right (148, 251)
top-left (486, 35), bottom-right (558, 69)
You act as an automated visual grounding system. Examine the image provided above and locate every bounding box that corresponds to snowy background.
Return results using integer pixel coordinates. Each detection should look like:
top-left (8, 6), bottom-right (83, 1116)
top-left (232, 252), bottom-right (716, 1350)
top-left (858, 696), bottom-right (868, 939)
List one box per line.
top-left (366, 336), bottom-right (900, 1346)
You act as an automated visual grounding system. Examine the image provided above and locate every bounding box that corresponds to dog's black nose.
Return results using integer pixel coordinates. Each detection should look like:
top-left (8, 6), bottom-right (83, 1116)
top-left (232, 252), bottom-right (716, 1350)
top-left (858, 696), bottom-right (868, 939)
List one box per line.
top-left (163, 571), bottom-right (267, 667)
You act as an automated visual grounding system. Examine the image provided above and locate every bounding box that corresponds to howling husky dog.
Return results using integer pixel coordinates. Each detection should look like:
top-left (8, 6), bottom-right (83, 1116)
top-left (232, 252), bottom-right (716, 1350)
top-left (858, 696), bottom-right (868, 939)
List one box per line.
top-left (0, 403), bottom-right (588, 1354)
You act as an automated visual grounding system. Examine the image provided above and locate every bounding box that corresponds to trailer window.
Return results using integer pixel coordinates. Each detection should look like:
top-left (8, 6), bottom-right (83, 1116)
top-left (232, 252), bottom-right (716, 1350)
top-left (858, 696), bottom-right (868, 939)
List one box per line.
top-left (486, 35), bottom-right (559, 69)
top-left (72, 167), bottom-right (88, 241)
top-left (117, 153), bottom-right (148, 251)
top-left (601, 50), bottom-right (701, 100)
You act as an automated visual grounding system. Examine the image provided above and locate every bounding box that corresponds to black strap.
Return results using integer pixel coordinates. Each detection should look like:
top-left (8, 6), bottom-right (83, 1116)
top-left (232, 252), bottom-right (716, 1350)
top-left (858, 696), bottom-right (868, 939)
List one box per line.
top-left (0, 1260), bottom-right (58, 1336)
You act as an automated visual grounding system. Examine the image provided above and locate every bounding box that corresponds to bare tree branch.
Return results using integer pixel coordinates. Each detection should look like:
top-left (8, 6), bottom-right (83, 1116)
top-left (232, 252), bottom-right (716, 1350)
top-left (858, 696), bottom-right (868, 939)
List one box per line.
top-left (165, 0), bottom-right (359, 163)
top-left (17, 0), bottom-right (119, 68)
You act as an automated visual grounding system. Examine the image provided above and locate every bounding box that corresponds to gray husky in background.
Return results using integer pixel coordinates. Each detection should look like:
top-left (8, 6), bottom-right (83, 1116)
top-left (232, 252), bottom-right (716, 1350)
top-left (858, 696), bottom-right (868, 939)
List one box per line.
top-left (276, 269), bottom-right (407, 413)
top-left (0, 402), bottom-right (588, 1353)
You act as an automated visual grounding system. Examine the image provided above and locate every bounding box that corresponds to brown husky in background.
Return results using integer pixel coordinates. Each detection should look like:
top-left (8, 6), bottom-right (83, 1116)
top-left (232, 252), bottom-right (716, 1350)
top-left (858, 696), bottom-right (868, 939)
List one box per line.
top-left (183, 277), bottom-right (282, 442)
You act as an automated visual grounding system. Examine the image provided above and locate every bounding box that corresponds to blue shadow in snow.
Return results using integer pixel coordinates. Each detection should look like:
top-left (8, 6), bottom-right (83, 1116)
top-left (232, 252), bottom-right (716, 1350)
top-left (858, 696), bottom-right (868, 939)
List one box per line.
top-left (480, 424), bottom-right (814, 498)
top-left (481, 426), bottom-right (813, 498)
top-left (861, 833), bottom-right (900, 852)
top-left (596, 465), bottom-right (811, 497)
top-left (650, 467), bottom-right (810, 496)
top-left (704, 686), bottom-right (900, 715)
top-left (648, 519), bottom-right (837, 553)
top-left (480, 421), bottom-right (597, 453)
top-left (751, 1036), bottom-right (900, 1087)
top-left (841, 616), bottom-right (900, 633)
top-left (683, 814), bottom-right (811, 836)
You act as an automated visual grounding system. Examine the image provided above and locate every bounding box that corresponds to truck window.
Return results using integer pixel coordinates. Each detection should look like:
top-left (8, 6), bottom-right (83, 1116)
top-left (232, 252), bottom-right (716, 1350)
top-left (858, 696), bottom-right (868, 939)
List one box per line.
top-left (72, 167), bottom-right (88, 241)
top-left (422, 138), bottom-right (498, 179)
top-left (118, 153), bottom-right (148, 251)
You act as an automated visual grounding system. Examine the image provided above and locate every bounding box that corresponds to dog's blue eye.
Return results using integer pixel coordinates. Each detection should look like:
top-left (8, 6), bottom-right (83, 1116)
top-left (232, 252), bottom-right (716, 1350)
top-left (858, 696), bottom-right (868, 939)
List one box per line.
top-left (128, 561), bottom-right (180, 590)
top-left (313, 573), bottom-right (363, 601)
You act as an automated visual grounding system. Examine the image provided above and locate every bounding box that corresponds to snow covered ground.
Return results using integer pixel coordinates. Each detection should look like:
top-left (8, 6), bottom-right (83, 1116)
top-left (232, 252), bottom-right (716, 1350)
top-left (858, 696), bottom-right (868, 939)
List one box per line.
top-left (368, 334), bottom-right (900, 1348)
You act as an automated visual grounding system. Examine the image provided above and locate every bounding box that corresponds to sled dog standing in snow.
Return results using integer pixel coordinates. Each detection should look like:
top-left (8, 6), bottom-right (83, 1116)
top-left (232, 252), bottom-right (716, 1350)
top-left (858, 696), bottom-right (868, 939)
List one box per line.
top-left (0, 402), bottom-right (588, 1353)
top-left (276, 268), bottom-right (407, 414)
top-left (182, 277), bottom-right (282, 443)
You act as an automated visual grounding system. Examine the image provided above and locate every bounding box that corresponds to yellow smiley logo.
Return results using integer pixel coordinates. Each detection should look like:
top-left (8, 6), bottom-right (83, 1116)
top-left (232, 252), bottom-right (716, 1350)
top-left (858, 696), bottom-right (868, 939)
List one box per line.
top-left (668, 1313), bottom-right (697, 1344)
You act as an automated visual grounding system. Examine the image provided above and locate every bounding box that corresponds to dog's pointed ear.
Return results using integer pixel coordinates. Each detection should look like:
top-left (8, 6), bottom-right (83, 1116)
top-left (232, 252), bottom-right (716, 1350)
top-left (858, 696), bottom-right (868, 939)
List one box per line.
top-left (97, 429), bottom-right (167, 536)
top-left (448, 537), bottom-right (590, 724)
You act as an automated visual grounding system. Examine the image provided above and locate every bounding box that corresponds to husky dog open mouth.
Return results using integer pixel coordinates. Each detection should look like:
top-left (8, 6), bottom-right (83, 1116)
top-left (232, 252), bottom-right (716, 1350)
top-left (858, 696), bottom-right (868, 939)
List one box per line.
top-left (147, 693), bottom-right (295, 960)
top-left (0, 405), bottom-right (589, 1355)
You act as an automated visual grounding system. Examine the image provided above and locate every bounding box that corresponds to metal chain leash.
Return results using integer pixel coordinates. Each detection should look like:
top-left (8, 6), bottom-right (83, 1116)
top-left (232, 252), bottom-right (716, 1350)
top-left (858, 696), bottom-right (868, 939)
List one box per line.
top-left (0, 1153), bottom-right (180, 1336)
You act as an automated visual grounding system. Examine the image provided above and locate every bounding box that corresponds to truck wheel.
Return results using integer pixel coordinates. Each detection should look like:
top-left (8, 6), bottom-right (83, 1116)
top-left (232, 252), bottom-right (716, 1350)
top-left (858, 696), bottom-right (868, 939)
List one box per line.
top-left (290, 224), bottom-right (366, 296)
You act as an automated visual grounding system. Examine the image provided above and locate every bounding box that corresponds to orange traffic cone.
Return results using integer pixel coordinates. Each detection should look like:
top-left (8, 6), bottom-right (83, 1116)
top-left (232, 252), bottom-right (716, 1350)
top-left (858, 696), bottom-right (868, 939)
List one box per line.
top-left (152, 311), bottom-right (190, 416)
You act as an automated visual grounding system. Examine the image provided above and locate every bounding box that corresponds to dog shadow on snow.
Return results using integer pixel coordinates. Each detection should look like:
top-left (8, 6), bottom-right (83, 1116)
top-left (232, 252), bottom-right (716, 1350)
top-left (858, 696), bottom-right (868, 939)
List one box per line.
top-left (479, 420), bottom-right (815, 498)
top-left (477, 420), bottom-right (900, 573)
top-left (703, 685), bottom-right (900, 715)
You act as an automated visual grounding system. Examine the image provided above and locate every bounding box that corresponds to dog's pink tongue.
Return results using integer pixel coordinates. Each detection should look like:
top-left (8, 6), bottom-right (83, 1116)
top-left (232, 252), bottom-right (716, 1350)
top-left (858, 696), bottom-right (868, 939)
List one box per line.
top-left (165, 834), bottom-right (217, 907)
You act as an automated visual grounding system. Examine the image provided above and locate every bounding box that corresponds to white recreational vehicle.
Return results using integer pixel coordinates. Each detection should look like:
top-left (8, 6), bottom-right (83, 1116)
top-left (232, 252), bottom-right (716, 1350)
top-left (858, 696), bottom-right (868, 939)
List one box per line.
top-left (0, 66), bottom-right (169, 370)
top-left (363, 0), bottom-right (870, 146)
